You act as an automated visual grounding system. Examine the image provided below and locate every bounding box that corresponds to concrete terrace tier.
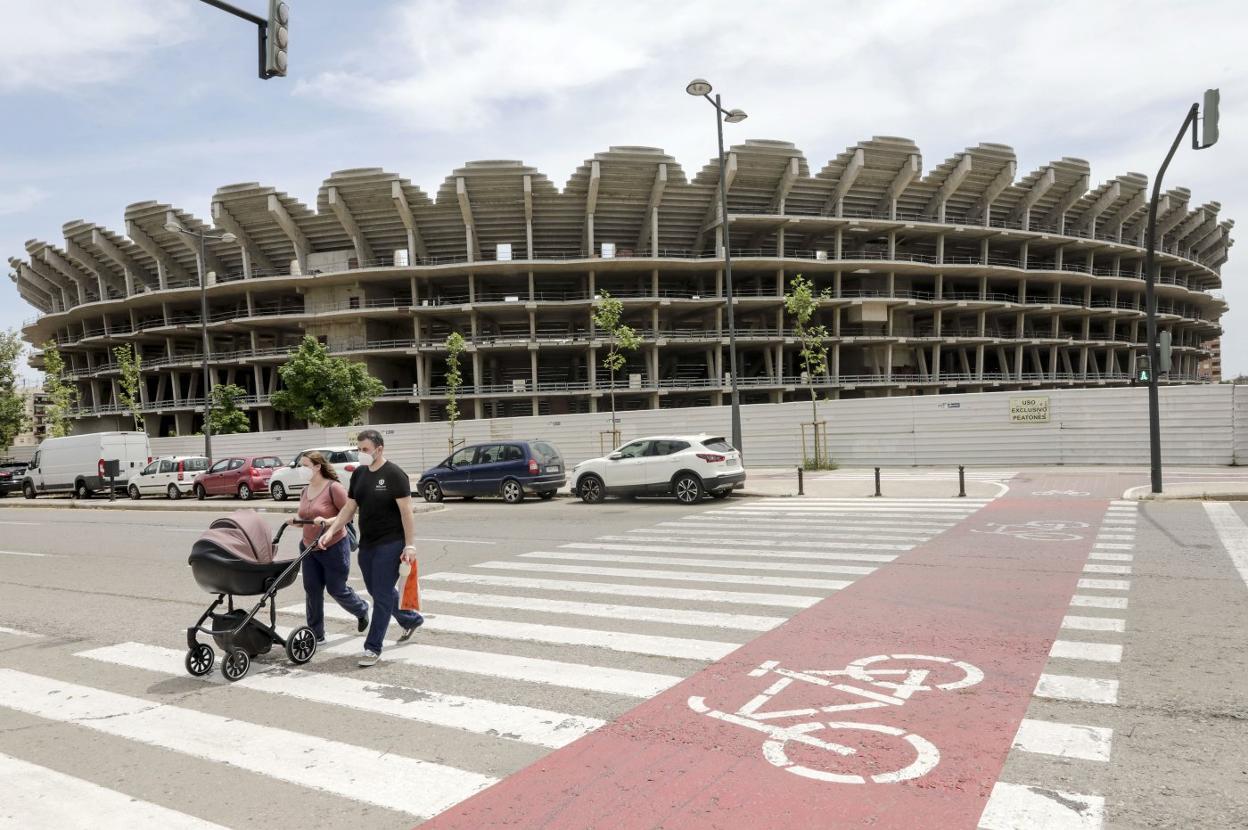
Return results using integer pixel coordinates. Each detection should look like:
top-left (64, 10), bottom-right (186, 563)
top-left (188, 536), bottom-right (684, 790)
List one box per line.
top-left (7, 138), bottom-right (1233, 436)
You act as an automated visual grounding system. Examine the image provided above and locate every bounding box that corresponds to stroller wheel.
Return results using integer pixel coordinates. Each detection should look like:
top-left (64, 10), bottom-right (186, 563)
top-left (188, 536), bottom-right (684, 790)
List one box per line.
top-left (221, 648), bottom-right (251, 682)
top-left (286, 626), bottom-right (317, 665)
top-left (184, 644), bottom-right (215, 677)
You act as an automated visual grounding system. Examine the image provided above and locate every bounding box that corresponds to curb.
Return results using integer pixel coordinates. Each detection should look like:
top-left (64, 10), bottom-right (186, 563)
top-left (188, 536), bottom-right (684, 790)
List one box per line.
top-left (0, 498), bottom-right (447, 515)
top-left (1122, 484), bottom-right (1248, 502)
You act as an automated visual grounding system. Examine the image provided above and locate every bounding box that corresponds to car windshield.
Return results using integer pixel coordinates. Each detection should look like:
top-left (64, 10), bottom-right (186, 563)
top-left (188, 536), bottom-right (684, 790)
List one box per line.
top-left (448, 447), bottom-right (476, 467)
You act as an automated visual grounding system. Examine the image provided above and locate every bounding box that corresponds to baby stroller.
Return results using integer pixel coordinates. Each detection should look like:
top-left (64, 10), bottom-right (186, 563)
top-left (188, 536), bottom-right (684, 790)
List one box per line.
top-left (184, 510), bottom-right (318, 682)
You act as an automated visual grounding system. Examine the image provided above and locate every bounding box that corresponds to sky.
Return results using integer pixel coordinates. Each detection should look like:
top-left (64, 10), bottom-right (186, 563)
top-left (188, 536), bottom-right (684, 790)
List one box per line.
top-left (1, 0), bottom-right (1245, 378)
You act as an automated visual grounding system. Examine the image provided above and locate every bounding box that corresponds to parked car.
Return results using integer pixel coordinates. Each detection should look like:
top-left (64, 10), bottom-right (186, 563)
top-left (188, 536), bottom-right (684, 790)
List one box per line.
top-left (418, 440), bottom-right (565, 504)
top-left (0, 462), bottom-right (27, 497)
top-left (22, 432), bottom-right (151, 499)
top-left (127, 455), bottom-right (209, 500)
top-left (192, 455), bottom-right (283, 501)
top-left (571, 434), bottom-right (745, 504)
top-left (268, 446), bottom-right (362, 501)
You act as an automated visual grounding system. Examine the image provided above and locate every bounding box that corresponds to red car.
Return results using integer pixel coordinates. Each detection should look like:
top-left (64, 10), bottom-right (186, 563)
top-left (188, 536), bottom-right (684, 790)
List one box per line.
top-left (193, 455), bottom-right (283, 501)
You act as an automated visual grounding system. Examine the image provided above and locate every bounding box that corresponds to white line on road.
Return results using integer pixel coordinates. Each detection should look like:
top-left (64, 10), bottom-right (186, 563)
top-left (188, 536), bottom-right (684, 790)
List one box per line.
top-left (1203, 502), bottom-right (1248, 590)
top-left (618, 538), bottom-right (899, 563)
top-left (76, 642), bottom-right (602, 749)
top-left (465, 561), bottom-right (850, 593)
top-left (419, 588), bottom-right (785, 631)
top-left (418, 537), bottom-right (497, 545)
top-left (0, 626), bottom-right (42, 638)
top-left (0, 550), bottom-right (47, 557)
top-left (0, 751), bottom-right (229, 830)
top-left (1050, 640), bottom-right (1123, 663)
top-left (1092, 542), bottom-right (1134, 551)
top-left (1095, 534), bottom-right (1135, 541)
top-left (567, 540), bottom-right (906, 556)
top-left (1070, 595), bottom-right (1129, 610)
top-left (1062, 615), bottom-right (1126, 633)
top-left (1077, 578), bottom-right (1131, 591)
top-left (604, 534), bottom-right (911, 553)
top-left (980, 782), bottom-right (1105, 830)
top-left (0, 521), bottom-right (40, 526)
top-left (1087, 553), bottom-right (1133, 562)
top-left (523, 550), bottom-right (876, 576)
top-left (1012, 718), bottom-right (1113, 762)
top-left (1035, 673), bottom-right (1119, 705)
top-left (717, 505), bottom-right (978, 515)
top-left (669, 516), bottom-right (957, 530)
top-left (431, 569), bottom-right (826, 606)
top-left (736, 498), bottom-right (990, 505)
top-left (0, 669), bottom-right (496, 818)
top-left (1083, 563), bottom-right (1132, 575)
top-left (649, 523), bottom-right (932, 540)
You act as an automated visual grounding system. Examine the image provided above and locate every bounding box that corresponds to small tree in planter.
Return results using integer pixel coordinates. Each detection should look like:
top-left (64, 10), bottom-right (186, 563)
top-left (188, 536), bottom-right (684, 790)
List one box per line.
top-left (41, 341), bottom-right (76, 438)
top-left (112, 344), bottom-right (144, 432)
top-left (784, 274), bottom-right (835, 470)
top-left (444, 331), bottom-right (466, 454)
top-left (592, 291), bottom-right (640, 450)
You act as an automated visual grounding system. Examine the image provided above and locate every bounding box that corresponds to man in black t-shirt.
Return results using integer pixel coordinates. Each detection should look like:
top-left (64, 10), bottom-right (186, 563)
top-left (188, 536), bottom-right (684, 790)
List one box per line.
top-left (318, 429), bottom-right (423, 667)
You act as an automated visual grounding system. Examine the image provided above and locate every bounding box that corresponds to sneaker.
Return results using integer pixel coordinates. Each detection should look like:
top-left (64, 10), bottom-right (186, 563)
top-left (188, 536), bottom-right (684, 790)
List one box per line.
top-left (356, 612), bottom-right (369, 633)
top-left (397, 616), bottom-right (424, 642)
top-left (315, 635), bottom-right (326, 644)
top-left (357, 649), bottom-right (380, 667)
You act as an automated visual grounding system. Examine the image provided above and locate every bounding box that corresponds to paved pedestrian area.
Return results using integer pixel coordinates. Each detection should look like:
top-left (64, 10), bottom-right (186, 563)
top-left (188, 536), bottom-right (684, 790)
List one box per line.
top-left (0, 471), bottom-right (1245, 828)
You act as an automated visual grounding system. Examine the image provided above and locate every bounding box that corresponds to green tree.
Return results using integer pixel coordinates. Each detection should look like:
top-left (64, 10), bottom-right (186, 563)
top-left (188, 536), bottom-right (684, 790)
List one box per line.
top-left (444, 331), bottom-right (466, 453)
top-left (40, 341), bottom-right (76, 438)
top-left (208, 383), bottom-right (251, 435)
top-left (784, 274), bottom-right (833, 468)
top-left (270, 336), bottom-right (385, 427)
top-left (112, 344), bottom-right (144, 432)
top-left (0, 331), bottom-right (29, 455)
top-left (592, 291), bottom-right (641, 446)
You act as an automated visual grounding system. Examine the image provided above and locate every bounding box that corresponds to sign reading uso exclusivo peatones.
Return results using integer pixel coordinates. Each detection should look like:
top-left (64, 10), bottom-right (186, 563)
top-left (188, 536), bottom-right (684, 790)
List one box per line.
top-left (1009, 396), bottom-right (1051, 423)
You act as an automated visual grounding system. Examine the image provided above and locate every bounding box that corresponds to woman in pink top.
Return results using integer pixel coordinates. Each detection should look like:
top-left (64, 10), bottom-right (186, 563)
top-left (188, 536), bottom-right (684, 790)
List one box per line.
top-left (289, 451), bottom-right (369, 643)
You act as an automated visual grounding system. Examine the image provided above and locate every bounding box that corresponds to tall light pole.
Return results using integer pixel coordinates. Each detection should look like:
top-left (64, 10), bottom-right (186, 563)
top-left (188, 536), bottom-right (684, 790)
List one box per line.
top-left (687, 78), bottom-right (748, 453)
top-left (164, 221), bottom-right (236, 460)
top-left (1142, 89), bottom-right (1220, 494)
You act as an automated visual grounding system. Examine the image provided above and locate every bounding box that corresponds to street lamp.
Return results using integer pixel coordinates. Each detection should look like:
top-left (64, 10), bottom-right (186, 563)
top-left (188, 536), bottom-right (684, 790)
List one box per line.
top-left (687, 78), bottom-right (748, 454)
top-left (1142, 88), bottom-right (1220, 494)
top-left (164, 220), bottom-right (236, 461)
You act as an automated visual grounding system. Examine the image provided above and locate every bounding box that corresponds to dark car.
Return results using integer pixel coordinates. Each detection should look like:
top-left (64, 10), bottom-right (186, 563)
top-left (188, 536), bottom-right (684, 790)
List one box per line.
top-left (418, 440), bottom-right (565, 504)
top-left (0, 462), bottom-right (26, 496)
top-left (192, 455), bottom-right (283, 501)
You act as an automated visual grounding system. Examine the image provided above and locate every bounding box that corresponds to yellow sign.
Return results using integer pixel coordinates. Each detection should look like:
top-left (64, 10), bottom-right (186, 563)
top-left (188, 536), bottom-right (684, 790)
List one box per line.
top-left (1009, 396), bottom-right (1050, 424)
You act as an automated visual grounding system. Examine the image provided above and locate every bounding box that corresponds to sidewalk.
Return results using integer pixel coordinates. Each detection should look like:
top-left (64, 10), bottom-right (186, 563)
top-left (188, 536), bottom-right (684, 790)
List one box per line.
top-left (0, 496), bottom-right (444, 515)
top-left (1124, 481), bottom-right (1248, 501)
top-left (739, 467), bottom-right (1010, 499)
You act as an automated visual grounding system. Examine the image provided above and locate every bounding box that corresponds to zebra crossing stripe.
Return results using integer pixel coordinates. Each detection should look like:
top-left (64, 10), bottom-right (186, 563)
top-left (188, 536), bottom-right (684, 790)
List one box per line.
top-left (75, 642), bottom-right (603, 749)
top-left (600, 534), bottom-right (912, 552)
top-left (0, 668), bottom-right (497, 818)
top-left (615, 539), bottom-right (899, 563)
top-left (1070, 595), bottom-right (1128, 610)
top-left (1061, 615), bottom-right (1126, 633)
top-left (419, 588), bottom-right (786, 631)
top-left (668, 516), bottom-right (958, 531)
top-left (1012, 718), bottom-right (1113, 762)
top-left (0, 751), bottom-right (228, 829)
top-left (521, 550), bottom-right (877, 576)
top-left (1035, 673), bottom-right (1119, 705)
top-left (718, 505), bottom-right (978, 515)
top-left (651, 522), bottom-right (933, 539)
top-left (980, 781), bottom-right (1105, 829)
top-left (1050, 640), bottom-right (1124, 663)
top-left (565, 539), bottom-right (906, 555)
top-left (462, 561), bottom-right (850, 593)
top-left (302, 605), bottom-right (738, 661)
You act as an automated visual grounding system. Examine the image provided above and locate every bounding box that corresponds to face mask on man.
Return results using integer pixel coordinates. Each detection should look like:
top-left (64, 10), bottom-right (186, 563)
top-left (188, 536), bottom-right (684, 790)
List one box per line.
top-left (357, 451), bottom-right (374, 467)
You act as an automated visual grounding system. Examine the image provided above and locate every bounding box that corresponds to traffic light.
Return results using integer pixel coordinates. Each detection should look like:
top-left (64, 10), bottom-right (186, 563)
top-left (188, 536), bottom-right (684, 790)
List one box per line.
top-left (1158, 331), bottom-right (1173, 373)
top-left (265, 1), bottom-right (289, 77)
top-left (1136, 354), bottom-right (1151, 384)
top-left (1200, 89), bottom-right (1220, 149)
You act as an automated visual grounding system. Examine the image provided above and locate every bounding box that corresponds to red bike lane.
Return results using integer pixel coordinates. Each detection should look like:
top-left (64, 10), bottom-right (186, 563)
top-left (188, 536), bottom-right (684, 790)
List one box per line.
top-left (421, 490), bottom-right (1107, 829)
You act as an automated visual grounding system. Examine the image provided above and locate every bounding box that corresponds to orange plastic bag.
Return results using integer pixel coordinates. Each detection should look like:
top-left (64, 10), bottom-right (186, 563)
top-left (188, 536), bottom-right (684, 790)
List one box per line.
top-left (399, 560), bottom-right (421, 611)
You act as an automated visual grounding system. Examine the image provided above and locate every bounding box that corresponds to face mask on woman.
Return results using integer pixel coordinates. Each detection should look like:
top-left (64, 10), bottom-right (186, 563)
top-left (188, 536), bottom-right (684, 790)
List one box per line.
top-left (357, 451), bottom-right (374, 467)
top-left (298, 463), bottom-right (314, 482)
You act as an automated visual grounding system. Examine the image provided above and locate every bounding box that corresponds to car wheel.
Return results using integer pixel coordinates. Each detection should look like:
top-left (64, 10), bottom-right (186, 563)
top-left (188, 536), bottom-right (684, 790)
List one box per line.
top-left (538, 490), bottom-right (556, 500)
top-left (501, 479), bottom-right (524, 504)
top-left (75, 480), bottom-right (91, 499)
top-left (579, 475), bottom-right (605, 504)
top-left (271, 482), bottom-right (287, 501)
top-left (128, 484), bottom-right (141, 500)
top-left (167, 483), bottom-right (181, 500)
top-left (22, 482), bottom-right (35, 499)
top-left (194, 483), bottom-right (207, 500)
top-left (238, 483), bottom-right (252, 501)
top-left (710, 489), bottom-right (731, 499)
top-left (422, 480), bottom-right (443, 503)
top-left (673, 474), bottom-right (703, 504)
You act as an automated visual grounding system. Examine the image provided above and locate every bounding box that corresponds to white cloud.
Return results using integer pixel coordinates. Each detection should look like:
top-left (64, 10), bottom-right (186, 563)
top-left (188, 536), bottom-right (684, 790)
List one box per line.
top-left (0, 186), bottom-right (48, 217)
top-left (0, 0), bottom-right (193, 91)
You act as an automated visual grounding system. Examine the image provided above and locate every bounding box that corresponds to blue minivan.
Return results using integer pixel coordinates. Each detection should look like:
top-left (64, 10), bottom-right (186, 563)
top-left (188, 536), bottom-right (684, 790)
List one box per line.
top-left (417, 440), bottom-right (565, 503)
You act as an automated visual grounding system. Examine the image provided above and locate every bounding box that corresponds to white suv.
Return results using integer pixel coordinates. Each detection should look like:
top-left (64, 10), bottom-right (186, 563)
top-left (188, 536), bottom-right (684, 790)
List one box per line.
top-left (268, 447), bottom-right (362, 501)
top-left (572, 435), bottom-right (745, 504)
top-left (127, 456), bottom-right (209, 500)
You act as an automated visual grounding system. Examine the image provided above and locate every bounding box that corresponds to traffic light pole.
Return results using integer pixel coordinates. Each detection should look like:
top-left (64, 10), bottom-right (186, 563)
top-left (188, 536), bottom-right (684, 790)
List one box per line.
top-left (1143, 103), bottom-right (1200, 495)
top-left (196, 0), bottom-right (280, 79)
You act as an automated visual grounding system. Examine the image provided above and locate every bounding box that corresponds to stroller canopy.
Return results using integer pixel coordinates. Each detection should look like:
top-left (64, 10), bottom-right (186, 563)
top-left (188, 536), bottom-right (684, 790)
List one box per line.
top-left (196, 511), bottom-right (279, 564)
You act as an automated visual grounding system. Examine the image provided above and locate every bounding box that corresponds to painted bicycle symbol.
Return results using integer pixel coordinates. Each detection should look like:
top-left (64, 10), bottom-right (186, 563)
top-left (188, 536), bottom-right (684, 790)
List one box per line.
top-left (688, 654), bottom-right (983, 784)
top-left (1032, 490), bottom-right (1090, 497)
top-left (970, 520), bottom-right (1089, 541)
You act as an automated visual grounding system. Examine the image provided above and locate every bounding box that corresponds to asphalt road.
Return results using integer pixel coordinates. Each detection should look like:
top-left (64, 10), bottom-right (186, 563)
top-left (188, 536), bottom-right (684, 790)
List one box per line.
top-left (0, 474), bottom-right (1245, 829)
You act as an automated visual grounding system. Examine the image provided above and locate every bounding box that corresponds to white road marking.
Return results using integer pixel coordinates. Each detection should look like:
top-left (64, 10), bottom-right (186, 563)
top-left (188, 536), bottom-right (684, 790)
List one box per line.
top-left (1110, 500), bottom-right (1136, 506)
top-left (76, 642), bottom-right (602, 749)
top-left (1087, 553), bottom-right (1133, 562)
top-left (0, 550), bottom-right (46, 557)
top-left (0, 521), bottom-right (40, 525)
top-left (740, 498), bottom-right (990, 505)
top-left (1062, 615), bottom-right (1126, 633)
top-left (527, 551), bottom-right (875, 576)
top-left (0, 626), bottom-right (42, 638)
top-left (670, 516), bottom-right (957, 531)
top-left (1092, 542), bottom-right (1133, 550)
top-left (303, 605), bottom-right (738, 661)
top-left (718, 505), bottom-right (978, 515)
top-left (418, 537), bottom-right (496, 545)
top-left (1012, 719), bottom-right (1113, 762)
top-left (463, 562), bottom-right (849, 593)
top-left (649, 523), bottom-right (932, 540)
top-left (419, 588), bottom-right (786, 631)
top-left (1203, 502), bottom-right (1248, 589)
top-left (568, 539), bottom-right (907, 555)
top-left (617, 532), bottom-right (916, 550)
top-left (980, 781), bottom-right (1105, 829)
top-left (1035, 673), bottom-right (1119, 705)
top-left (1095, 534), bottom-right (1135, 541)
top-left (1070, 595), bottom-right (1128, 610)
top-left (0, 669), bottom-right (496, 818)
top-left (1050, 640), bottom-right (1123, 663)
top-left (0, 751), bottom-right (229, 829)
top-left (612, 541), bottom-right (898, 563)
top-left (429, 569), bottom-right (827, 606)
top-left (1077, 578), bottom-right (1131, 591)
top-left (1083, 563), bottom-right (1132, 575)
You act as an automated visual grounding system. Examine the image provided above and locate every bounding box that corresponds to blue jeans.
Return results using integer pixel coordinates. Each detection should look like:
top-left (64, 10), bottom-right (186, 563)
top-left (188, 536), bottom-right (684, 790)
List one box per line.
top-left (359, 538), bottom-right (423, 654)
top-left (302, 537), bottom-right (369, 639)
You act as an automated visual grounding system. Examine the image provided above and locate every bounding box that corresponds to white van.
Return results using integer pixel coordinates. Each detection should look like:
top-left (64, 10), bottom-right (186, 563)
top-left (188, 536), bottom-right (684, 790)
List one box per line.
top-left (23, 432), bottom-right (151, 499)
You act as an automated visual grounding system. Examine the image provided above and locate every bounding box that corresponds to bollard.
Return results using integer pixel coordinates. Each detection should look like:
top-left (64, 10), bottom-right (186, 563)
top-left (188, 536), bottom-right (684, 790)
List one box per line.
top-left (874, 467), bottom-right (882, 498)
top-left (958, 465), bottom-right (966, 498)
top-left (797, 466), bottom-right (804, 496)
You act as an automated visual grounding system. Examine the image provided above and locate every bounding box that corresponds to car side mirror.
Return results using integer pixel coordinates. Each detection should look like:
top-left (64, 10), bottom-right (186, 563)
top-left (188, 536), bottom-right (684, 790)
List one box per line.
top-left (609, 453), bottom-right (624, 461)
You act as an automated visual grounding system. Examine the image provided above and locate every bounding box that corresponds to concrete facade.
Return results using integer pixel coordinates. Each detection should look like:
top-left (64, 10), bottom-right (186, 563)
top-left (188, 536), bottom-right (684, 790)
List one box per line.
top-left (7, 138), bottom-right (1233, 436)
